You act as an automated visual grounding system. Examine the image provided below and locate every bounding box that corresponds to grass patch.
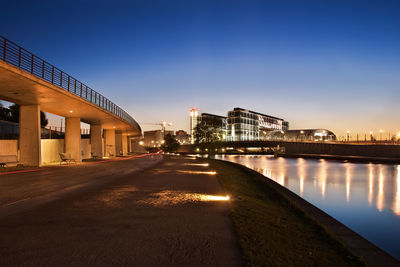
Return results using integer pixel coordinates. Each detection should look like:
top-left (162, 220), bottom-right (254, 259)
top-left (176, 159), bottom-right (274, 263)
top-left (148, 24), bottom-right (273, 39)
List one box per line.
top-left (208, 159), bottom-right (366, 266)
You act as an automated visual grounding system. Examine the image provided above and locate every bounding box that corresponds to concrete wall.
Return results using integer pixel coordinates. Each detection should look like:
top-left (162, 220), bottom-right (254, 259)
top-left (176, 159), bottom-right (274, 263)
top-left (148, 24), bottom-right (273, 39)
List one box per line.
top-left (1, 139), bottom-right (92, 164)
top-left (0, 140), bottom-right (18, 156)
top-left (81, 139), bottom-right (91, 159)
top-left (41, 139), bottom-right (64, 164)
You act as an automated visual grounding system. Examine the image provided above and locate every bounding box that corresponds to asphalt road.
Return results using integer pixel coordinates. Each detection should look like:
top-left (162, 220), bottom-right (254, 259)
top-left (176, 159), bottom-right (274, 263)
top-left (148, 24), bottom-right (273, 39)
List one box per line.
top-left (0, 155), bottom-right (241, 266)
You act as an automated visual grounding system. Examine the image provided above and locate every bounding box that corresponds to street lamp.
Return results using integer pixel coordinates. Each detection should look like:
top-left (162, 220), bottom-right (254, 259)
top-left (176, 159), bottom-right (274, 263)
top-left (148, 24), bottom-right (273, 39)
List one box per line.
top-left (346, 130), bottom-right (350, 142)
top-left (370, 131), bottom-right (373, 142)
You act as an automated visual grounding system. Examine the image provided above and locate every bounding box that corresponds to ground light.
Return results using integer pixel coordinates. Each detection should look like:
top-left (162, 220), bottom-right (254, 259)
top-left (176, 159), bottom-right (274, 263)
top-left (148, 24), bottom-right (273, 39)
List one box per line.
top-left (183, 163), bottom-right (209, 166)
top-left (177, 170), bottom-right (217, 175)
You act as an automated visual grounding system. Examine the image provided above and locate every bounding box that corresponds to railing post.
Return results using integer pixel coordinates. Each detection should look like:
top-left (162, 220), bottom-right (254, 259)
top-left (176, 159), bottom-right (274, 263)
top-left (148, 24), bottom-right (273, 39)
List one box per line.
top-left (86, 87), bottom-right (88, 99)
top-left (42, 61), bottom-right (45, 78)
top-left (31, 54), bottom-right (34, 74)
top-left (60, 71), bottom-right (63, 87)
top-left (2, 39), bottom-right (6, 61)
top-left (90, 89), bottom-right (93, 102)
top-left (18, 47), bottom-right (21, 67)
top-left (68, 76), bottom-right (70, 91)
top-left (80, 83), bottom-right (83, 97)
top-left (51, 66), bottom-right (54, 84)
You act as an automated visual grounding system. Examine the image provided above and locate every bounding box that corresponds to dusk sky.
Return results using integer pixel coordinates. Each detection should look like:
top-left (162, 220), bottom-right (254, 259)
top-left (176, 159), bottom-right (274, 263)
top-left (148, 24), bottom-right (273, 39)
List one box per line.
top-left (1, 0), bottom-right (400, 137)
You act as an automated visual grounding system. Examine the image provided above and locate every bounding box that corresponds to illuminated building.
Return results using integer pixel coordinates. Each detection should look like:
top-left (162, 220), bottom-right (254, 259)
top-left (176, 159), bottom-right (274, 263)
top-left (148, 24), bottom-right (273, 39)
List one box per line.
top-left (227, 107), bottom-right (289, 141)
top-left (189, 108), bottom-right (200, 144)
top-left (143, 130), bottom-right (174, 147)
top-left (262, 129), bottom-right (336, 141)
top-left (175, 130), bottom-right (191, 144)
top-left (199, 113), bottom-right (228, 141)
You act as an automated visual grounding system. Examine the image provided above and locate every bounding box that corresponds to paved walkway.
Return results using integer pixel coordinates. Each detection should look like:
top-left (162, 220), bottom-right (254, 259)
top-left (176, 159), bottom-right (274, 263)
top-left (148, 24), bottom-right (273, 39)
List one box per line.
top-left (0, 155), bottom-right (241, 266)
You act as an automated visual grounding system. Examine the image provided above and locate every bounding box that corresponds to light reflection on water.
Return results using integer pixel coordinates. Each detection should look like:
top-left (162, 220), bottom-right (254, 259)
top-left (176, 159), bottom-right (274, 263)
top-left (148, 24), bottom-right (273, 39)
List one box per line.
top-left (214, 154), bottom-right (400, 260)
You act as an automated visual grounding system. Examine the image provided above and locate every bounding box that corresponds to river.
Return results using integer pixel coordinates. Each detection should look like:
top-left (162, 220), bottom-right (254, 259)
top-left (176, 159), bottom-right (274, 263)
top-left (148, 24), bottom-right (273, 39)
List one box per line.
top-left (213, 154), bottom-right (400, 260)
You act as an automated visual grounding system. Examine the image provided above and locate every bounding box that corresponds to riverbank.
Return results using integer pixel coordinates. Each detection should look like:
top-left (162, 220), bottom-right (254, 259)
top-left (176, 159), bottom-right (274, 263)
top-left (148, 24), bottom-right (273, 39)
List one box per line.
top-left (207, 158), bottom-right (400, 266)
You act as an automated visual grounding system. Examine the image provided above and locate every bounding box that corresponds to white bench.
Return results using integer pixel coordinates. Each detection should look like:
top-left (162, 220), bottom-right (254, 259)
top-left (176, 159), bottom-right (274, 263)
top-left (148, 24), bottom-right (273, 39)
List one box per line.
top-left (59, 153), bottom-right (76, 165)
top-left (0, 155), bottom-right (18, 167)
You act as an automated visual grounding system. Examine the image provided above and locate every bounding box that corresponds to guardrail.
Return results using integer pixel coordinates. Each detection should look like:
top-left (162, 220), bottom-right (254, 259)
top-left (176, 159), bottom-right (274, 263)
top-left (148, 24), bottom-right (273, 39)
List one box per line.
top-left (0, 35), bottom-right (140, 132)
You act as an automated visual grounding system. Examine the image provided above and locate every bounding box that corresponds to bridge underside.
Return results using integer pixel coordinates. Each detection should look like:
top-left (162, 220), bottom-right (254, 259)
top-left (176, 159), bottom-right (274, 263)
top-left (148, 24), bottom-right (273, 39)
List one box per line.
top-left (0, 61), bottom-right (140, 166)
top-left (0, 61), bottom-right (139, 134)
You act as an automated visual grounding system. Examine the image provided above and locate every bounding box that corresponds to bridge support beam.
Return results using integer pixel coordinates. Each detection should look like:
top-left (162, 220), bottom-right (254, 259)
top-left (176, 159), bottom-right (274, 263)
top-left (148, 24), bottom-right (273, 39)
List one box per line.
top-left (65, 117), bottom-right (81, 162)
top-left (19, 105), bottom-right (41, 167)
top-left (115, 131), bottom-right (123, 156)
top-left (90, 124), bottom-right (103, 158)
top-left (104, 129), bottom-right (116, 157)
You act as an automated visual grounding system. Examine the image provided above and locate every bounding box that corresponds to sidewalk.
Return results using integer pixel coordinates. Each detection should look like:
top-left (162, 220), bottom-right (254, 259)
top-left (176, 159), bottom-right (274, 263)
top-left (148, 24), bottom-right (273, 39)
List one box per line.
top-left (0, 155), bottom-right (241, 266)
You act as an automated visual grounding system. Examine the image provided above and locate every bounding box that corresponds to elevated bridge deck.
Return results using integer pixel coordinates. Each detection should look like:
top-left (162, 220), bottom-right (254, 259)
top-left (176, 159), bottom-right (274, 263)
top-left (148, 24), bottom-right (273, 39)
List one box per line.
top-left (0, 36), bottom-right (141, 166)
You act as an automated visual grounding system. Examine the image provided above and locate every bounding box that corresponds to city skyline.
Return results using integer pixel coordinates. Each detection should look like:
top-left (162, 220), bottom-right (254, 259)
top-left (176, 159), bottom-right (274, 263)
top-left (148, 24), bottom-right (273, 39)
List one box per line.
top-left (1, 1), bottom-right (399, 137)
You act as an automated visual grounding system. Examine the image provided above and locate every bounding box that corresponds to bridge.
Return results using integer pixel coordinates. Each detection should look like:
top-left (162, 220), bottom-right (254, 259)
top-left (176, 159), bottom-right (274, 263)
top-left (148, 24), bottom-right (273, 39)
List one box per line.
top-left (0, 35), bottom-right (141, 166)
top-left (179, 140), bottom-right (400, 161)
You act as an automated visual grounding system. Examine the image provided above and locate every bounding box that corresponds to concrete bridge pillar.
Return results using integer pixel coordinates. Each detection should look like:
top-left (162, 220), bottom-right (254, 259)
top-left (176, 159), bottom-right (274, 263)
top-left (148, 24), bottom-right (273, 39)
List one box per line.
top-left (115, 131), bottom-right (123, 156)
top-left (65, 117), bottom-right (81, 162)
top-left (19, 105), bottom-right (41, 167)
top-left (122, 134), bottom-right (129, 155)
top-left (90, 124), bottom-right (103, 158)
top-left (104, 129), bottom-right (116, 157)
top-left (127, 136), bottom-right (132, 153)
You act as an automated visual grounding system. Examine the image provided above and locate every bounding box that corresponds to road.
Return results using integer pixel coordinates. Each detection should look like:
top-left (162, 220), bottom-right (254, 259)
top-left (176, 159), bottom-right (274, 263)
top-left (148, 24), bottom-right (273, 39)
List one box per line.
top-left (0, 155), bottom-right (241, 266)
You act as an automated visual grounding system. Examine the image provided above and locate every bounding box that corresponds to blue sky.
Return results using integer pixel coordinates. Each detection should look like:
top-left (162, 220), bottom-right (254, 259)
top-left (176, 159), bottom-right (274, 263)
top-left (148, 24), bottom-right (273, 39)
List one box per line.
top-left (1, 0), bottom-right (400, 137)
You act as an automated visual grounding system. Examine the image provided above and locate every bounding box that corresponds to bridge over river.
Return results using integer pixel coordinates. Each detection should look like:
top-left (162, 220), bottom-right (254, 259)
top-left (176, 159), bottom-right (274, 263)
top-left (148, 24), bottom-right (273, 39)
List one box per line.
top-left (0, 36), bottom-right (141, 166)
top-left (179, 140), bottom-right (400, 162)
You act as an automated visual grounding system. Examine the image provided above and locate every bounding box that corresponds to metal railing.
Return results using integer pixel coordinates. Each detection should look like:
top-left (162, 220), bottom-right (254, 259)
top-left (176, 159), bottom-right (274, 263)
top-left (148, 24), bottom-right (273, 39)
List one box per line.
top-left (0, 35), bottom-right (140, 131)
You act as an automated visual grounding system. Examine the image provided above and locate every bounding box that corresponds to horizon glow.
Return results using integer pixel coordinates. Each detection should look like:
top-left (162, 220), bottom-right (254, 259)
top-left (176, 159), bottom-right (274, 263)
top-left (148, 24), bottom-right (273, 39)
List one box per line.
top-left (1, 1), bottom-right (399, 137)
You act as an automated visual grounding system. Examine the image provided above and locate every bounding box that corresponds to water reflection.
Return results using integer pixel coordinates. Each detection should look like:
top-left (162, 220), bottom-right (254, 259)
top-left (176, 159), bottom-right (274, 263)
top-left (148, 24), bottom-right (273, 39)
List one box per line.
top-left (345, 164), bottom-right (351, 203)
top-left (298, 158), bottom-right (305, 197)
top-left (368, 164), bottom-right (374, 206)
top-left (214, 154), bottom-right (400, 260)
top-left (377, 166), bottom-right (385, 212)
top-left (394, 166), bottom-right (400, 215)
top-left (319, 159), bottom-right (327, 199)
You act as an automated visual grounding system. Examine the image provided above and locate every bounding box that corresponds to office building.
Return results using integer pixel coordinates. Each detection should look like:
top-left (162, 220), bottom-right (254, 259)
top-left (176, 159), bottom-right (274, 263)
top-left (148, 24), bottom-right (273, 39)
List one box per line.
top-left (199, 113), bottom-right (228, 140)
top-left (143, 130), bottom-right (174, 147)
top-left (175, 130), bottom-right (191, 144)
top-left (227, 107), bottom-right (289, 141)
top-left (264, 129), bottom-right (336, 141)
top-left (189, 108), bottom-right (200, 144)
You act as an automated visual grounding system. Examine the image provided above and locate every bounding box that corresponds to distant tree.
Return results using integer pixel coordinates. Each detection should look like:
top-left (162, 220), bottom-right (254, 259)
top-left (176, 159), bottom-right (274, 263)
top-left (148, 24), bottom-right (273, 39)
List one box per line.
top-left (194, 117), bottom-right (223, 144)
top-left (8, 104), bottom-right (19, 123)
top-left (161, 134), bottom-right (180, 152)
top-left (0, 101), bottom-right (8, 121)
top-left (40, 110), bottom-right (49, 127)
top-left (6, 103), bottom-right (48, 127)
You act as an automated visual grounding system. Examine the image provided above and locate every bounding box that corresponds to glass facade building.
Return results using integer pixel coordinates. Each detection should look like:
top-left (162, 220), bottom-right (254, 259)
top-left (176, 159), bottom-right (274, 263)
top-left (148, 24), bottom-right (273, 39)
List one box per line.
top-left (227, 107), bottom-right (289, 141)
top-left (263, 129), bottom-right (336, 141)
top-left (200, 113), bottom-right (228, 140)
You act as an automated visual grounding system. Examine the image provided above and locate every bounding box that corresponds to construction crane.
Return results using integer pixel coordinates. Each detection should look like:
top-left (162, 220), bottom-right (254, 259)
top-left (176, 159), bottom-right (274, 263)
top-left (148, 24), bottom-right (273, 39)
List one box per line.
top-left (140, 121), bottom-right (173, 138)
